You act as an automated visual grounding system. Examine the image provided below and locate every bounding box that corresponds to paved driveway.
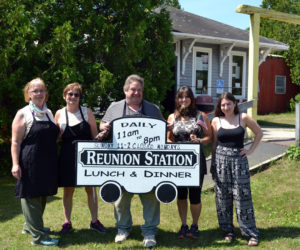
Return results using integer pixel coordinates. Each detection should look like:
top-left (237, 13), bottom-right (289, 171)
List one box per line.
top-left (202, 140), bottom-right (291, 190)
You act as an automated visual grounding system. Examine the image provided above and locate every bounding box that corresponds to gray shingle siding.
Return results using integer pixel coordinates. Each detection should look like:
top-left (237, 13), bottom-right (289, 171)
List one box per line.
top-left (179, 41), bottom-right (251, 104)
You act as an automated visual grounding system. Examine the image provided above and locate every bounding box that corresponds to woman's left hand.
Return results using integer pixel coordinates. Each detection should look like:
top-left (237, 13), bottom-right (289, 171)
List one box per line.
top-left (240, 148), bottom-right (250, 157)
top-left (11, 164), bottom-right (22, 179)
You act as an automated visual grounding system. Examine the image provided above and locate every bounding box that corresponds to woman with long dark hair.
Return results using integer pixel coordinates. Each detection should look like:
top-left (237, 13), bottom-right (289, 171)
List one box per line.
top-left (167, 86), bottom-right (212, 239)
top-left (211, 92), bottom-right (262, 246)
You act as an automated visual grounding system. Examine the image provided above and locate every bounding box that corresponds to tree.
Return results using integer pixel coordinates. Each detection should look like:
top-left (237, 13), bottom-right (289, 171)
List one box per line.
top-left (0, 0), bottom-right (176, 140)
top-left (163, 0), bottom-right (181, 8)
top-left (260, 0), bottom-right (300, 85)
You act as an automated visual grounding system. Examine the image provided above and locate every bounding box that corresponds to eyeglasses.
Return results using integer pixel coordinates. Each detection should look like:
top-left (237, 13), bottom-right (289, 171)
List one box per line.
top-left (67, 92), bottom-right (80, 98)
top-left (30, 89), bottom-right (45, 94)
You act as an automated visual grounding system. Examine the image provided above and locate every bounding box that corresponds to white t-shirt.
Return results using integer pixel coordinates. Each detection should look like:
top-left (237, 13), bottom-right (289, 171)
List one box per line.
top-left (57, 106), bottom-right (89, 133)
top-left (21, 105), bottom-right (55, 138)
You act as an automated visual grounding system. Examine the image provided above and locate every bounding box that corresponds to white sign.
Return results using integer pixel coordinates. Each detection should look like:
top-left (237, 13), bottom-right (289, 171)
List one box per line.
top-left (76, 117), bottom-right (201, 202)
top-left (217, 80), bottom-right (224, 94)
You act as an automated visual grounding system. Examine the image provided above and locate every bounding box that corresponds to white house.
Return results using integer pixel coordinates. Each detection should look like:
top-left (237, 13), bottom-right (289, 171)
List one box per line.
top-left (157, 6), bottom-right (289, 112)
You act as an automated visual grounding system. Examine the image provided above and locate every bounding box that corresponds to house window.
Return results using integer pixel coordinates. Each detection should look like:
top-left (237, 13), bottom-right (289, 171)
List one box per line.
top-left (275, 75), bottom-right (286, 94)
top-left (193, 47), bottom-right (212, 95)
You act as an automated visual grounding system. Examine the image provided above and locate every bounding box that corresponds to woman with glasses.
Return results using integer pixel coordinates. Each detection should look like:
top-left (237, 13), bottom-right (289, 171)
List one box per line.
top-left (11, 78), bottom-right (59, 246)
top-left (55, 83), bottom-right (107, 235)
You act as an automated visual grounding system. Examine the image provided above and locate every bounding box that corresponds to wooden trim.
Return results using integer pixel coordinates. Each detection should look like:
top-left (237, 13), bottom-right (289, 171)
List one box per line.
top-left (182, 39), bottom-right (196, 75)
top-left (259, 48), bottom-right (272, 66)
top-left (236, 4), bottom-right (300, 25)
top-left (219, 43), bottom-right (235, 77)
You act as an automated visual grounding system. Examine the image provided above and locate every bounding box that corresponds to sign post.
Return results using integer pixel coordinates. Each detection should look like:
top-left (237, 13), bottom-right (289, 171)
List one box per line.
top-left (296, 103), bottom-right (300, 145)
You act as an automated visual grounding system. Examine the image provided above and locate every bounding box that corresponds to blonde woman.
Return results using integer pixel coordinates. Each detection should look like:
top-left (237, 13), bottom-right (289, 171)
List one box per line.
top-left (11, 78), bottom-right (59, 246)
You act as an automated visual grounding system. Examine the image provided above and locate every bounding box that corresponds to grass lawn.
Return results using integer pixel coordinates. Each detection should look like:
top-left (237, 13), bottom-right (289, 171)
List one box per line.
top-left (0, 157), bottom-right (299, 249)
top-left (257, 112), bottom-right (295, 128)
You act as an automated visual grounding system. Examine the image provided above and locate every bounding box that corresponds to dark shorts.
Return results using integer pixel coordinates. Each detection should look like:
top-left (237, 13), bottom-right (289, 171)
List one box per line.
top-left (177, 173), bottom-right (205, 204)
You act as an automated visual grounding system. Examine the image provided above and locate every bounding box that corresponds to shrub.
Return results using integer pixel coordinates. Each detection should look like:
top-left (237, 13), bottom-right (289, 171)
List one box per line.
top-left (0, 138), bottom-right (11, 176)
top-left (289, 93), bottom-right (300, 111)
top-left (286, 144), bottom-right (300, 161)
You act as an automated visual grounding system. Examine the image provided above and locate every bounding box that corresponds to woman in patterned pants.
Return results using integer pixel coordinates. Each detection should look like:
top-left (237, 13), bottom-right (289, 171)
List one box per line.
top-left (211, 92), bottom-right (263, 246)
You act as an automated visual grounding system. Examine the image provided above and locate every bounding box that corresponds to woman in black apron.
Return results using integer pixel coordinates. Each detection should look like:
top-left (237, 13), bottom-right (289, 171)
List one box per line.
top-left (55, 83), bottom-right (107, 235)
top-left (11, 78), bottom-right (59, 246)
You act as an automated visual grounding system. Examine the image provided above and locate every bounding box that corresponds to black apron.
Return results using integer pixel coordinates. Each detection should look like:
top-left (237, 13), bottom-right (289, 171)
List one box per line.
top-left (15, 111), bottom-right (59, 198)
top-left (58, 106), bottom-right (91, 187)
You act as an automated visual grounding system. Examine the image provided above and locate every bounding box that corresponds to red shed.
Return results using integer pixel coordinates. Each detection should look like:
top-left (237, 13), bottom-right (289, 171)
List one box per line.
top-left (258, 55), bottom-right (299, 114)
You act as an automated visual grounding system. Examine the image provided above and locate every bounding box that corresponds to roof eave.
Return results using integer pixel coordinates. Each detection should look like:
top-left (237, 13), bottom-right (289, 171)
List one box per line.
top-left (172, 32), bottom-right (289, 51)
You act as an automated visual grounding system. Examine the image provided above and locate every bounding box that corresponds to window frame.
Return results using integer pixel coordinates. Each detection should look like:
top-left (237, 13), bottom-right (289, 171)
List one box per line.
top-left (275, 75), bottom-right (286, 94)
top-left (228, 51), bottom-right (247, 99)
top-left (192, 46), bottom-right (212, 96)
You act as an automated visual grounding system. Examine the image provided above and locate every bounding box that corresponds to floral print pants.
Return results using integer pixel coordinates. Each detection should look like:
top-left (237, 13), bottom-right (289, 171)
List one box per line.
top-left (214, 145), bottom-right (259, 239)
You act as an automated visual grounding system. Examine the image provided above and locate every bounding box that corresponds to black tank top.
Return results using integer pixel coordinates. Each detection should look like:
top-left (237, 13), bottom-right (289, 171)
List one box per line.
top-left (217, 114), bottom-right (245, 148)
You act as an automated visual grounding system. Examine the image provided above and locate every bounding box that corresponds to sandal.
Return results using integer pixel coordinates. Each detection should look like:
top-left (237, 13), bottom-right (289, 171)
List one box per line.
top-left (248, 237), bottom-right (259, 246)
top-left (224, 232), bottom-right (234, 242)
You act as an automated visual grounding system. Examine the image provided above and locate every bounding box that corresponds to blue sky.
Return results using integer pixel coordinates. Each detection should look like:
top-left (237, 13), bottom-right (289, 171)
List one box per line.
top-left (179, 0), bottom-right (263, 30)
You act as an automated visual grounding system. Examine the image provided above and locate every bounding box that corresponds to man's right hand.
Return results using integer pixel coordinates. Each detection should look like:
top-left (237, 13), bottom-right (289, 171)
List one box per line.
top-left (95, 130), bottom-right (110, 141)
top-left (100, 121), bottom-right (111, 131)
top-left (96, 122), bottom-right (111, 141)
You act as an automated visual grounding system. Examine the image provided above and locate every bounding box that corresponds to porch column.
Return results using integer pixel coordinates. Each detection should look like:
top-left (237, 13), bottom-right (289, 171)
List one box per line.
top-left (237, 4), bottom-right (300, 138)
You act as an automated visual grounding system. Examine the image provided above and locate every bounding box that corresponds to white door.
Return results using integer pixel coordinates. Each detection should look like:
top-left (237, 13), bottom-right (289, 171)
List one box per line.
top-left (229, 51), bottom-right (246, 100)
top-left (192, 47), bottom-right (212, 95)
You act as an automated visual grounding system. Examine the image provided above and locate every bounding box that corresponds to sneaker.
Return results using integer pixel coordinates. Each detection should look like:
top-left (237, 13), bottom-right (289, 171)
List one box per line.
top-left (178, 224), bottom-right (189, 239)
top-left (31, 237), bottom-right (59, 246)
top-left (143, 235), bottom-right (156, 248)
top-left (187, 224), bottom-right (199, 238)
top-left (59, 222), bottom-right (74, 235)
top-left (90, 219), bottom-right (108, 233)
top-left (22, 227), bottom-right (50, 235)
top-left (115, 229), bottom-right (130, 243)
